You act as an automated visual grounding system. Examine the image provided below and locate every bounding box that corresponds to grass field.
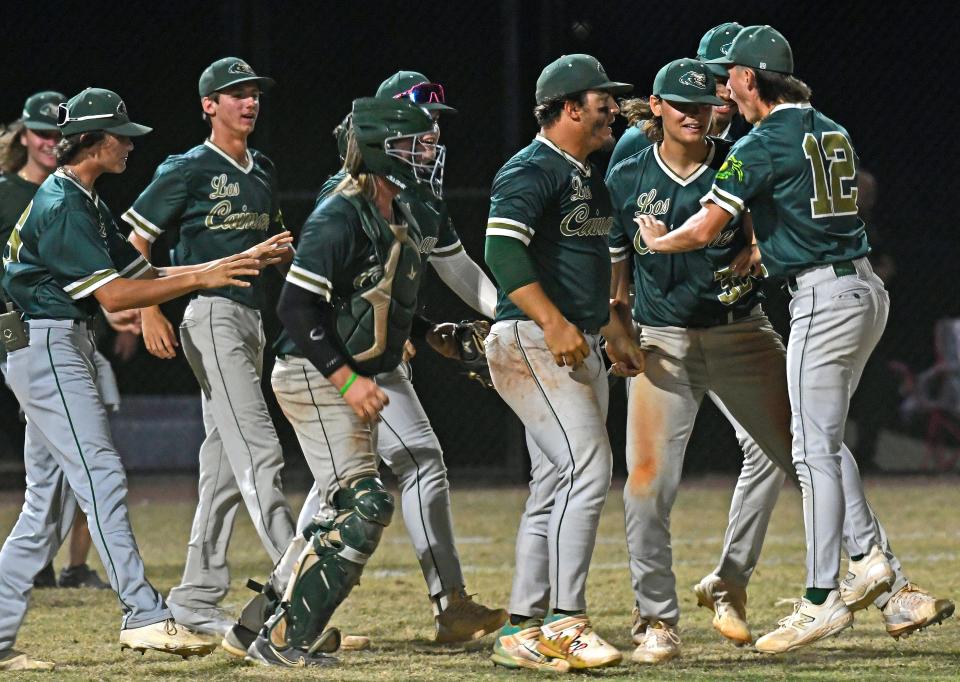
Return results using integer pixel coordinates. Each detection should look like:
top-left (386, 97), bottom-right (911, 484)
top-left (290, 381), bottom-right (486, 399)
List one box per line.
top-left (1, 475), bottom-right (957, 680)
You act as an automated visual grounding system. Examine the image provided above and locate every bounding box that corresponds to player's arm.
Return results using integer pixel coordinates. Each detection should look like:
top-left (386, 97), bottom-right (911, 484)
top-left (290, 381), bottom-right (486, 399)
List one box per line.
top-left (430, 249), bottom-right (497, 319)
top-left (601, 259), bottom-right (644, 376)
top-left (730, 211), bottom-right (763, 276)
top-left (635, 202), bottom-right (732, 253)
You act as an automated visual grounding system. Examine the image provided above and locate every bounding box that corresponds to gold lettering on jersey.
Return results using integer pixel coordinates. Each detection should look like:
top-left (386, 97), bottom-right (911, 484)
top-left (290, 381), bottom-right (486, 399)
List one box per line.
top-left (634, 189), bottom-right (670, 217)
top-left (205, 200), bottom-right (271, 231)
top-left (209, 174), bottom-right (240, 199)
top-left (570, 174), bottom-right (593, 202)
top-left (414, 235), bottom-right (438, 256)
top-left (707, 228), bottom-right (738, 248)
top-left (560, 202), bottom-right (613, 237)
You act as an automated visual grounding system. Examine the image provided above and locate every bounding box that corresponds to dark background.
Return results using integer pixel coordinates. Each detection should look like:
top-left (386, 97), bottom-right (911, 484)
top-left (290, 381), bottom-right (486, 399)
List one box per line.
top-left (2, 1), bottom-right (958, 480)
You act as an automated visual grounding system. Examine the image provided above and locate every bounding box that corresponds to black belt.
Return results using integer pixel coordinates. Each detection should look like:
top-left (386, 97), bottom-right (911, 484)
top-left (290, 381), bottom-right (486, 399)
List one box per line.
top-left (687, 304), bottom-right (760, 329)
top-left (787, 260), bottom-right (857, 292)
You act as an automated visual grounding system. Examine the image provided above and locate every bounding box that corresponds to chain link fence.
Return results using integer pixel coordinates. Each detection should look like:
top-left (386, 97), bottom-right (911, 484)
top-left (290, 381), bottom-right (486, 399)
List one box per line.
top-left (2, 1), bottom-right (957, 478)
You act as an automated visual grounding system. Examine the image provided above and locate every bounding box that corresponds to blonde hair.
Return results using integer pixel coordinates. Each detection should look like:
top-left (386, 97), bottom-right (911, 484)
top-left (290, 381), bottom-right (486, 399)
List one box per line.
top-left (332, 126), bottom-right (378, 202)
top-left (619, 97), bottom-right (663, 143)
top-left (0, 121), bottom-right (28, 174)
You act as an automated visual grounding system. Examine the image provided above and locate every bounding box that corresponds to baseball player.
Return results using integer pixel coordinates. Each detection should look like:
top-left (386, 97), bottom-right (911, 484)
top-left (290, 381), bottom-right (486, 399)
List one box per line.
top-left (609, 23), bottom-right (750, 170)
top-left (636, 27), bottom-right (954, 653)
top-left (0, 87), bottom-right (274, 670)
top-left (606, 57), bottom-right (932, 663)
top-left (484, 54), bottom-right (643, 672)
top-left (242, 96), bottom-right (443, 667)
top-left (0, 90), bottom-right (123, 591)
top-left (221, 71), bottom-right (505, 657)
top-left (122, 58), bottom-right (296, 637)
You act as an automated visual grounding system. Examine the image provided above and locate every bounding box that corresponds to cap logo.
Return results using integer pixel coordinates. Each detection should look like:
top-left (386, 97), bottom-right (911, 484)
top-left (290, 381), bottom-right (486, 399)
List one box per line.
top-left (228, 60), bottom-right (255, 76)
top-left (40, 102), bottom-right (59, 118)
top-left (678, 70), bottom-right (709, 90)
top-left (721, 41), bottom-right (733, 55)
top-left (597, 61), bottom-right (606, 75)
top-left (116, 101), bottom-right (128, 117)
top-left (759, 61), bottom-right (767, 70)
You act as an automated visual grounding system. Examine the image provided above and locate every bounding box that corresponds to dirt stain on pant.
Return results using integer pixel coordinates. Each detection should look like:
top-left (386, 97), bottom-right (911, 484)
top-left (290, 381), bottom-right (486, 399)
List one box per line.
top-left (626, 374), bottom-right (663, 498)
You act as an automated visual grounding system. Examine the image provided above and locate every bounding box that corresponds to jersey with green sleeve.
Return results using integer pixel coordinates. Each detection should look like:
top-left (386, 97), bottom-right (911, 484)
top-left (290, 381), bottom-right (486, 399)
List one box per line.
top-left (486, 135), bottom-right (613, 333)
top-left (608, 125), bottom-right (653, 171)
top-left (3, 172), bottom-right (150, 320)
top-left (122, 140), bottom-right (284, 309)
top-left (607, 138), bottom-right (760, 327)
top-left (705, 103), bottom-right (869, 277)
top-left (316, 170), bottom-right (461, 261)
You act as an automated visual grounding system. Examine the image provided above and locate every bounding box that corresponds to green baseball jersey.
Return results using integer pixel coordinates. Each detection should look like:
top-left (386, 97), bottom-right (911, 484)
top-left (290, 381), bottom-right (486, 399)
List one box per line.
top-left (486, 135), bottom-right (613, 333)
top-left (122, 140), bottom-right (284, 309)
top-left (607, 138), bottom-right (761, 327)
top-left (608, 125), bottom-right (653, 170)
top-left (276, 192), bottom-right (424, 358)
top-left (0, 173), bottom-right (42, 290)
top-left (706, 103), bottom-right (869, 278)
top-left (317, 170), bottom-right (463, 263)
top-left (3, 172), bottom-right (151, 320)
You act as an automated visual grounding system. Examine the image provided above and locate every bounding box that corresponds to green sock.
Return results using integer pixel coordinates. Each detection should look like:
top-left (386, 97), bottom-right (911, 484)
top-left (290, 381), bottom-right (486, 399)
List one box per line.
top-left (805, 588), bottom-right (831, 605)
top-left (850, 554), bottom-right (865, 562)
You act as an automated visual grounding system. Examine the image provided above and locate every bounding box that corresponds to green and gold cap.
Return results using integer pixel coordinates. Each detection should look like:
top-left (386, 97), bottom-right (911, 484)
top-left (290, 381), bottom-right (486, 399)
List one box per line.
top-left (535, 54), bottom-right (632, 104)
top-left (376, 70), bottom-right (456, 113)
top-left (22, 91), bottom-right (65, 131)
top-left (653, 59), bottom-right (724, 105)
top-left (199, 57), bottom-right (275, 97)
top-left (697, 22), bottom-right (744, 77)
top-left (57, 88), bottom-right (152, 137)
top-left (705, 25), bottom-right (793, 75)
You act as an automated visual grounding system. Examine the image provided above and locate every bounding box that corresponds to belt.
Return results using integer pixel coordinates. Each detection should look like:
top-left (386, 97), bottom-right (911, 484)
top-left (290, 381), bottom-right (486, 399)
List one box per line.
top-left (787, 260), bottom-right (858, 293)
top-left (688, 303), bottom-right (762, 329)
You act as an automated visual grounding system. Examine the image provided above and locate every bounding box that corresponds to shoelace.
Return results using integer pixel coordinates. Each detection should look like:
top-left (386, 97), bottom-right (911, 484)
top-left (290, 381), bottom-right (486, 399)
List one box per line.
top-left (776, 601), bottom-right (808, 630)
top-left (892, 584), bottom-right (927, 609)
top-left (649, 624), bottom-right (681, 646)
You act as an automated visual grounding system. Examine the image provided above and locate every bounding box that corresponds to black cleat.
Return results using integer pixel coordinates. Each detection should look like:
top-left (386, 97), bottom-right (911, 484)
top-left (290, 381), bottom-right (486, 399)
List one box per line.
top-left (33, 562), bottom-right (56, 589)
top-left (245, 634), bottom-right (338, 667)
top-left (58, 563), bottom-right (111, 589)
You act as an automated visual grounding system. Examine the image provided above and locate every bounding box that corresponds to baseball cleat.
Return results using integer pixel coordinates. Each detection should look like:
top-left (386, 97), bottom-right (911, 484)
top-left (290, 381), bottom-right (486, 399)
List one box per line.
top-left (341, 634), bottom-right (372, 651)
top-left (630, 616), bottom-right (680, 664)
top-left (221, 622), bottom-right (258, 659)
top-left (839, 545), bottom-right (895, 612)
top-left (434, 589), bottom-right (508, 643)
top-left (490, 621), bottom-right (570, 673)
top-left (694, 574), bottom-right (752, 645)
top-left (882, 583), bottom-right (955, 639)
top-left (119, 618), bottom-right (219, 658)
top-left (33, 562), bottom-right (57, 589)
top-left (58, 563), bottom-right (111, 589)
top-left (0, 649), bottom-right (55, 671)
top-left (245, 633), bottom-right (338, 667)
top-left (755, 591), bottom-right (853, 654)
top-left (538, 614), bottom-right (622, 669)
top-left (167, 603), bottom-right (234, 638)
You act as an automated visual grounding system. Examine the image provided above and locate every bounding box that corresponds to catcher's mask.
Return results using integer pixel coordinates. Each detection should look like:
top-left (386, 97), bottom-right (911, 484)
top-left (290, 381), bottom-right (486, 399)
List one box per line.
top-left (350, 97), bottom-right (445, 200)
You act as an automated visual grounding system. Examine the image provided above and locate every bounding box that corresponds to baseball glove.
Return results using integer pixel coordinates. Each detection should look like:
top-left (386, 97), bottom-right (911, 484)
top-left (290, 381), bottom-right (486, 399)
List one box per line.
top-left (428, 320), bottom-right (493, 388)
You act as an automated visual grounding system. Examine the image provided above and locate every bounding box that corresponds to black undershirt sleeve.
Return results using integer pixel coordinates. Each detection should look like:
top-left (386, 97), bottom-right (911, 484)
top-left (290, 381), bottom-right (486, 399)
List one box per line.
top-left (276, 282), bottom-right (350, 378)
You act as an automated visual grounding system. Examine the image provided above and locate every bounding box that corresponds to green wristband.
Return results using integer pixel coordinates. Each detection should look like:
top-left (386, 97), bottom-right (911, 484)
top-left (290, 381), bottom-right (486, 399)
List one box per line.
top-left (339, 371), bottom-right (358, 396)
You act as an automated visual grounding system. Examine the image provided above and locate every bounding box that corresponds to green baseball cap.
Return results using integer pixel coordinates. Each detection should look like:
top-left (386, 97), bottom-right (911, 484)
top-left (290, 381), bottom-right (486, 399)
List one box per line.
top-left (652, 59), bottom-right (724, 105)
top-left (376, 70), bottom-right (456, 113)
top-left (22, 91), bottom-right (65, 131)
top-left (535, 54), bottom-right (633, 104)
top-left (198, 57), bottom-right (275, 97)
top-left (697, 22), bottom-right (744, 77)
top-left (705, 25), bottom-right (793, 75)
top-left (57, 88), bottom-right (152, 137)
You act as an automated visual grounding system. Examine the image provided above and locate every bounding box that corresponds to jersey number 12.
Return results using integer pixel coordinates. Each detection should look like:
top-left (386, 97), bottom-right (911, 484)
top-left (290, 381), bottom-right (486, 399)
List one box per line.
top-left (802, 132), bottom-right (858, 218)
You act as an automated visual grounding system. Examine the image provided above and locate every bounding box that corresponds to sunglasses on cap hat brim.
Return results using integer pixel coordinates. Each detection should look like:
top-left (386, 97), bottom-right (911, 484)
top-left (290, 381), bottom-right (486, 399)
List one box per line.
top-left (57, 103), bottom-right (152, 137)
top-left (393, 82), bottom-right (457, 112)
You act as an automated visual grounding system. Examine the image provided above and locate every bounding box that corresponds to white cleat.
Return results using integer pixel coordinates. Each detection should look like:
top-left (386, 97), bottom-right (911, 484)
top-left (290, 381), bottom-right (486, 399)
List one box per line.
top-left (755, 591), bottom-right (853, 654)
top-left (882, 583), bottom-right (955, 639)
top-left (119, 618), bottom-right (218, 658)
top-left (630, 616), bottom-right (680, 664)
top-left (839, 545), bottom-right (895, 612)
top-left (538, 614), bottom-right (622, 669)
top-left (694, 574), bottom-right (752, 646)
top-left (0, 649), bottom-right (55, 671)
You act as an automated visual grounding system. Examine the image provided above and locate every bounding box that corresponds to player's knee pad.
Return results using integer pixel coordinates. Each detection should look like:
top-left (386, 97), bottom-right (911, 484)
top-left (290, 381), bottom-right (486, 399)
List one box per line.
top-left (271, 477), bottom-right (393, 650)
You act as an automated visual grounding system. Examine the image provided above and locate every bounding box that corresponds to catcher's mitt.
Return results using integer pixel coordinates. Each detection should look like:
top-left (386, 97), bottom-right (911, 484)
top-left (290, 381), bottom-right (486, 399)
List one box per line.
top-left (428, 320), bottom-right (493, 388)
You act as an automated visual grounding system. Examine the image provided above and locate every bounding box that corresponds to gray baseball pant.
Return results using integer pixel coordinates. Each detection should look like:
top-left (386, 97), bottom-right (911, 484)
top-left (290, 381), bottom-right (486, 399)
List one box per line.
top-left (295, 362), bottom-right (465, 599)
top-left (0, 320), bottom-right (169, 653)
top-left (486, 320), bottom-right (611, 617)
top-left (167, 296), bottom-right (294, 614)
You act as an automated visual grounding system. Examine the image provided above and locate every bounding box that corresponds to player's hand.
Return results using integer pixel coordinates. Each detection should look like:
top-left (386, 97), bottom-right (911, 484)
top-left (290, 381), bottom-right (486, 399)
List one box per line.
top-left (112, 330), bottom-right (140, 362)
top-left (425, 323), bottom-right (460, 359)
top-left (141, 306), bottom-right (178, 359)
top-left (334, 371), bottom-right (389, 423)
top-left (401, 338), bottom-right (417, 362)
top-left (634, 215), bottom-right (668, 250)
top-left (198, 254), bottom-right (262, 289)
top-left (542, 317), bottom-right (589, 369)
top-left (731, 243), bottom-right (763, 277)
top-left (244, 231), bottom-right (294, 269)
top-left (605, 334), bottom-right (645, 377)
top-left (104, 307), bottom-right (142, 335)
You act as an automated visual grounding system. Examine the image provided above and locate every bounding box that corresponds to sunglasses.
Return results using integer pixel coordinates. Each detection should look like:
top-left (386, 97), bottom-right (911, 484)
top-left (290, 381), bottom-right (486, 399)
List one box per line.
top-left (57, 100), bottom-right (127, 126)
top-left (393, 82), bottom-right (446, 105)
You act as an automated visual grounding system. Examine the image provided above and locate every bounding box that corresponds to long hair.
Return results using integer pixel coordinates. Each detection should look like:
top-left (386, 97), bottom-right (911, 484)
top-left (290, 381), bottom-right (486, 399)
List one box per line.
top-left (331, 126), bottom-right (378, 202)
top-left (55, 131), bottom-right (106, 166)
top-left (0, 120), bottom-right (28, 174)
top-left (619, 97), bottom-right (663, 143)
top-left (755, 70), bottom-right (812, 105)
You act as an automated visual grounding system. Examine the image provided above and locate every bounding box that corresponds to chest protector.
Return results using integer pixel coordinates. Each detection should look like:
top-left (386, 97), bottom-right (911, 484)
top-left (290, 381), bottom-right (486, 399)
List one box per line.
top-left (335, 193), bottom-right (422, 376)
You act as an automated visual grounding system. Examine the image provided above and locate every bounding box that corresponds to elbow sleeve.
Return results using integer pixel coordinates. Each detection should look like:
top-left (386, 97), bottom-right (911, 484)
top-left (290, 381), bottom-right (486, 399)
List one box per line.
top-left (484, 236), bottom-right (538, 295)
top-left (276, 283), bottom-right (349, 377)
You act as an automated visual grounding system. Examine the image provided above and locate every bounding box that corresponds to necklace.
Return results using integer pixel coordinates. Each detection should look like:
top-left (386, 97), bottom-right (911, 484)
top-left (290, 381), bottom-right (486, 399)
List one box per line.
top-left (58, 166), bottom-right (97, 200)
